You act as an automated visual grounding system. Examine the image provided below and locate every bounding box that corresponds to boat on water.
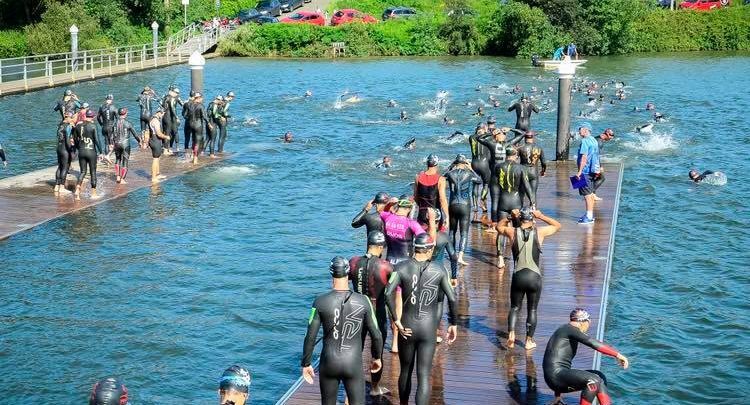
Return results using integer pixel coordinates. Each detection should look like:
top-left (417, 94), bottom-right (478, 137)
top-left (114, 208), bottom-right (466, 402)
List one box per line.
top-left (535, 58), bottom-right (588, 69)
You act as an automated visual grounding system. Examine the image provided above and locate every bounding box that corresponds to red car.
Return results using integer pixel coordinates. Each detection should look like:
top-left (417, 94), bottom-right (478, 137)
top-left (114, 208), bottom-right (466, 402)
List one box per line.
top-left (280, 11), bottom-right (325, 26)
top-left (330, 8), bottom-right (378, 26)
top-left (679, 0), bottom-right (728, 11)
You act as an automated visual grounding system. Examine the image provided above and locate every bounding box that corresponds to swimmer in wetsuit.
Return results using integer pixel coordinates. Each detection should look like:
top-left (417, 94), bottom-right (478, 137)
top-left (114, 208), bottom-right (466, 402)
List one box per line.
top-left (206, 95), bottom-right (224, 158)
top-left (137, 86), bottom-right (158, 142)
top-left (351, 192), bottom-right (390, 244)
top-left (445, 154), bottom-right (482, 266)
top-left (74, 110), bottom-right (104, 200)
top-left (162, 87), bottom-right (182, 154)
top-left (508, 94), bottom-right (539, 132)
top-left (89, 377), bottom-right (128, 405)
top-left (301, 257), bottom-right (383, 405)
top-left (97, 94), bottom-right (118, 158)
top-left (414, 154), bottom-right (449, 229)
top-left (469, 123), bottom-right (491, 218)
top-left (54, 89), bottom-right (81, 120)
top-left (403, 138), bottom-right (416, 150)
top-left (181, 92), bottom-right (196, 157)
top-left (348, 231), bottom-right (394, 396)
top-left (111, 108), bottom-right (142, 184)
top-left (218, 365), bottom-right (252, 405)
top-left (54, 113), bottom-right (76, 192)
top-left (497, 208), bottom-right (560, 350)
top-left (186, 92), bottom-right (212, 164)
top-left (494, 148), bottom-right (534, 267)
top-left (517, 131), bottom-right (547, 206)
top-left (543, 308), bottom-right (629, 405)
top-left (148, 109), bottom-right (170, 184)
top-left (477, 123), bottom-right (525, 230)
top-left (216, 91), bottom-right (235, 153)
top-left (385, 233), bottom-right (458, 405)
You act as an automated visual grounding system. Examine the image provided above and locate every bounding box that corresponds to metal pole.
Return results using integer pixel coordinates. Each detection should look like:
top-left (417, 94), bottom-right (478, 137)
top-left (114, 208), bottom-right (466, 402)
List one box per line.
top-left (70, 25), bottom-right (79, 72)
top-left (555, 58), bottom-right (577, 161)
top-left (188, 51), bottom-right (205, 95)
top-left (152, 21), bottom-right (159, 64)
top-left (184, 4), bottom-right (188, 26)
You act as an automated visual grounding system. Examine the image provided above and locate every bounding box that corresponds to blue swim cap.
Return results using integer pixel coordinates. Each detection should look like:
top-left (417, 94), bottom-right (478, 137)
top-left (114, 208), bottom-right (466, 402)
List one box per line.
top-left (578, 122), bottom-right (592, 131)
top-left (219, 365), bottom-right (251, 393)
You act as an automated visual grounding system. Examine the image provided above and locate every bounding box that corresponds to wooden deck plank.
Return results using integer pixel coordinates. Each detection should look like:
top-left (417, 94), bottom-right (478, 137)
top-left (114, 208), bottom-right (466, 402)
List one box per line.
top-left (0, 148), bottom-right (229, 240)
top-left (279, 161), bottom-right (623, 405)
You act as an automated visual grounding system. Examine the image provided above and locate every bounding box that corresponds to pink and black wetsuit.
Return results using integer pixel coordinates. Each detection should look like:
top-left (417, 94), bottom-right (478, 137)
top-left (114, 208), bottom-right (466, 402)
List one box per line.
top-left (380, 211), bottom-right (425, 265)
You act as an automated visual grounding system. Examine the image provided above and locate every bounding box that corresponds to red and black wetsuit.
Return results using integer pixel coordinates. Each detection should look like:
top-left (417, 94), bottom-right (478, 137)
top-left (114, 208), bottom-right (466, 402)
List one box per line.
top-left (348, 254), bottom-right (393, 386)
top-left (543, 324), bottom-right (620, 405)
top-left (415, 171), bottom-right (440, 226)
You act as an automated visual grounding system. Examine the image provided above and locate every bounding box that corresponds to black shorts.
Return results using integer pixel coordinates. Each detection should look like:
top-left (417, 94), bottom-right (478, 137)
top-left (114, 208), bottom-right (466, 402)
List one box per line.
top-left (149, 138), bottom-right (163, 158)
top-left (578, 173), bottom-right (598, 196)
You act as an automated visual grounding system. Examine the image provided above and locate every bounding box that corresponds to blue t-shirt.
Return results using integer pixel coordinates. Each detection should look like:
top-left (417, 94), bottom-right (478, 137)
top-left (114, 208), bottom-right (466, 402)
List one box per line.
top-left (567, 44), bottom-right (577, 56)
top-left (577, 136), bottom-right (599, 175)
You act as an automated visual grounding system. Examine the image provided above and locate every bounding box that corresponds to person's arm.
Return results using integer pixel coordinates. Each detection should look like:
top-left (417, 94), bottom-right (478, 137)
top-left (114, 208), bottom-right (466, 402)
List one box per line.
top-left (351, 201), bottom-right (372, 228)
top-left (534, 210), bottom-right (560, 243)
top-left (521, 170), bottom-right (535, 206)
top-left (385, 272), bottom-right (401, 322)
top-left (570, 326), bottom-right (627, 367)
top-left (97, 108), bottom-right (104, 126)
top-left (438, 176), bottom-right (449, 227)
top-left (531, 103), bottom-right (540, 113)
top-left (127, 121), bottom-right (142, 144)
top-left (507, 103), bottom-right (517, 112)
top-left (364, 297), bottom-right (383, 360)
top-left (495, 216), bottom-right (515, 239)
top-left (301, 301), bottom-right (321, 368)
top-left (539, 147), bottom-right (547, 176)
top-left (577, 141), bottom-right (589, 177)
top-left (181, 103), bottom-right (189, 119)
top-left (222, 102), bottom-right (231, 118)
top-left (93, 128), bottom-right (103, 155)
top-left (440, 271), bottom-right (458, 343)
top-left (508, 131), bottom-right (525, 146)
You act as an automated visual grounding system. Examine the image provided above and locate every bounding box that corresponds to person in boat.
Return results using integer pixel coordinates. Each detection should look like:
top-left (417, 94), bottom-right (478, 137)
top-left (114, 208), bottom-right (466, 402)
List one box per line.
top-left (218, 365), bottom-right (252, 405)
top-left (567, 43), bottom-right (579, 60)
top-left (553, 46), bottom-right (565, 61)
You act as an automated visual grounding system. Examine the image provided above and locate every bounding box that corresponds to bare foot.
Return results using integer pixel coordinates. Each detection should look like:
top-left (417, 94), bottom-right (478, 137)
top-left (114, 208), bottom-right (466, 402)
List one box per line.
top-left (370, 386), bottom-right (390, 396)
top-left (210, 154), bottom-right (216, 159)
top-left (116, 176), bottom-right (121, 184)
top-left (507, 332), bottom-right (515, 349)
top-left (74, 185), bottom-right (81, 200)
top-left (457, 252), bottom-right (469, 266)
top-left (120, 179), bottom-right (127, 185)
top-left (525, 338), bottom-right (537, 351)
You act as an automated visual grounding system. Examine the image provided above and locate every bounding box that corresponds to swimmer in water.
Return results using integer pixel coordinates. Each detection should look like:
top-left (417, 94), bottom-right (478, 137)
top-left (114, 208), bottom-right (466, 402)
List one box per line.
top-left (646, 102), bottom-right (655, 110)
top-left (282, 131), bottom-right (294, 143)
top-left (497, 208), bottom-right (560, 350)
top-left (653, 112), bottom-right (665, 122)
top-left (385, 232), bottom-right (458, 405)
top-left (472, 105), bottom-right (484, 117)
top-left (445, 154), bottom-right (482, 266)
top-left (218, 365), bottom-right (251, 405)
top-left (403, 138), bottom-right (416, 150)
top-left (111, 108), bottom-right (142, 184)
top-left (387, 99), bottom-right (398, 107)
top-left (304, 90), bottom-right (312, 98)
top-left (543, 308), bottom-right (629, 405)
top-left (74, 110), bottom-right (104, 200)
top-left (375, 155), bottom-right (392, 170)
top-left (446, 131), bottom-right (464, 142)
top-left (89, 377), bottom-right (128, 405)
top-left (348, 231), bottom-right (394, 396)
top-left (688, 169), bottom-right (721, 183)
top-left (301, 257), bottom-right (383, 405)
top-left (351, 192), bottom-right (389, 242)
top-left (475, 85), bottom-right (482, 91)
top-left (400, 110), bottom-right (409, 121)
top-left (443, 116), bottom-right (455, 125)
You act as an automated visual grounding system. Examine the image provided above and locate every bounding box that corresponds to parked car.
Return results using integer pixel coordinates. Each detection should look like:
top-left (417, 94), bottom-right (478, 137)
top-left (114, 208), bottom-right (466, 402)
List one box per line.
top-left (256, 0), bottom-right (282, 17)
top-left (679, 0), bottom-right (728, 10)
top-left (382, 7), bottom-right (417, 20)
top-left (238, 8), bottom-right (262, 23)
top-left (331, 9), bottom-right (378, 26)
top-left (280, 0), bottom-right (304, 13)
top-left (280, 11), bottom-right (325, 26)
top-left (255, 15), bottom-right (279, 24)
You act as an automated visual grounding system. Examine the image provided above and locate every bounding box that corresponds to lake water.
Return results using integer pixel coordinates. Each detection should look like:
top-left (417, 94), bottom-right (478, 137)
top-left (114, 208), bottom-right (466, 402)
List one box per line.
top-left (0, 53), bottom-right (748, 404)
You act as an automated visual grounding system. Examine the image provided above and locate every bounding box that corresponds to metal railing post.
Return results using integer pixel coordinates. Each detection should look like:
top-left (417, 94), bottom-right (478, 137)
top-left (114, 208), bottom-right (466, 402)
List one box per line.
top-left (0, 59), bottom-right (3, 84)
top-left (141, 45), bottom-right (146, 69)
top-left (23, 60), bottom-right (28, 91)
top-left (108, 55), bottom-right (112, 75)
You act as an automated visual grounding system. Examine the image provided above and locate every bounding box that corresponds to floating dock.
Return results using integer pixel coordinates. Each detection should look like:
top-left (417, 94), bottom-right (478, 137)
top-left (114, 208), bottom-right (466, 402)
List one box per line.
top-left (278, 161), bottom-right (623, 405)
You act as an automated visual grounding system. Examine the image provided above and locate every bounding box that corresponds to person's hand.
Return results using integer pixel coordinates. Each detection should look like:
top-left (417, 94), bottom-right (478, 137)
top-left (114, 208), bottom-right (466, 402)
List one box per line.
top-left (2, 161), bottom-right (7, 167)
top-left (532, 210), bottom-right (543, 218)
top-left (395, 320), bottom-right (412, 338)
top-left (576, 171), bottom-right (582, 179)
top-left (446, 325), bottom-right (458, 344)
top-left (364, 200), bottom-right (373, 211)
top-left (370, 359), bottom-right (382, 374)
top-left (616, 353), bottom-right (629, 369)
top-left (302, 366), bottom-right (315, 384)
top-left (451, 278), bottom-right (458, 288)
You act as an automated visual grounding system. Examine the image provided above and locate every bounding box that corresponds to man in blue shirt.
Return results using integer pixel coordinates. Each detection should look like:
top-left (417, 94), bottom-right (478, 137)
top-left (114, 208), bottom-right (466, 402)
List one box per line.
top-left (575, 122), bottom-right (599, 224)
top-left (567, 43), bottom-right (578, 60)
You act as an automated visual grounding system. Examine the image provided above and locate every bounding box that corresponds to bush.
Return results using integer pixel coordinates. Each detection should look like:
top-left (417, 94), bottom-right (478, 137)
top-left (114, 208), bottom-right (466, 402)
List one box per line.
top-left (440, 0), bottom-right (484, 55)
top-left (24, 0), bottom-right (110, 54)
top-left (487, 2), bottom-right (563, 57)
top-left (0, 30), bottom-right (30, 58)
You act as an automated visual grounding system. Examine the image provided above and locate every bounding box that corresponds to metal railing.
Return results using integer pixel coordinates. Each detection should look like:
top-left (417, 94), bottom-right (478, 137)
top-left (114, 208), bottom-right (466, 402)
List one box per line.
top-left (0, 22), bottom-right (235, 91)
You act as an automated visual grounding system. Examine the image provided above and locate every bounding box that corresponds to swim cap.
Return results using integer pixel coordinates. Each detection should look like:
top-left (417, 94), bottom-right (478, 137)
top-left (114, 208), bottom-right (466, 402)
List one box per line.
top-left (194, 92), bottom-right (202, 98)
top-left (688, 169), bottom-right (700, 180)
top-left (64, 89), bottom-right (73, 96)
top-left (454, 154), bottom-right (468, 164)
top-left (578, 122), bottom-right (592, 131)
top-left (219, 365), bottom-right (252, 393)
top-left (85, 110), bottom-right (96, 118)
top-left (604, 128), bottom-right (615, 137)
top-left (89, 377), bottom-right (128, 405)
top-left (426, 154), bottom-right (439, 167)
top-left (570, 308), bottom-right (591, 322)
top-left (173, 88), bottom-right (180, 94)
top-left (413, 233), bottom-right (435, 251)
top-left (397, 198), bottom-right (413, 208)
top-left (143, 86), bottom-right (151, 92)
top-left (215, 95), bottom-right (222, 100)
top-left (367, 230), bottom-right (386, 247)
top-left (106, 94), bottom-right (114, 100)
top-left (373, 192), bottom-right (389, 204)
top-left (189, 90), bottom-right (196, 98)
top-left (505, 148), bottom-right (517, 156)
top-left (519, 207), bottom-right (534, 222)
top-left (524, 130), bottom-right (536, 138)
top-left (487, 116), bottom-right (496, 124)
top-left (118, 107), bottom-right (127, 116)
top-left (82, 102), bottom-right (90, 109)
top-left (329, 256), bottom-right (349, 278)
top-left (227, 91), bottom-right (235, 97)
top-left (521, 92), bottom-right (528, 101)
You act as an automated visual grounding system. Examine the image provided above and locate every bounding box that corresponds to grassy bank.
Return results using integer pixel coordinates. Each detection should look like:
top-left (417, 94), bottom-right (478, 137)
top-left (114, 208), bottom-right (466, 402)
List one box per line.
top-left (219, 0), bottom-right (750, 58)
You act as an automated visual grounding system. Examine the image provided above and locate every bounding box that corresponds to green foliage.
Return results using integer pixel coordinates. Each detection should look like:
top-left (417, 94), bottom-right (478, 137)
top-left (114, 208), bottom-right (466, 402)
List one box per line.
top-left (487, 2), bottom-right (563, 57)
top-left (0, 30), bottom-right (30, 58)
top-left (329, 0), bottom-right (443, 16)
top-left (440, 0), bottom-right (484, 55)
top-left (24, 0), bottom-right (110, 54)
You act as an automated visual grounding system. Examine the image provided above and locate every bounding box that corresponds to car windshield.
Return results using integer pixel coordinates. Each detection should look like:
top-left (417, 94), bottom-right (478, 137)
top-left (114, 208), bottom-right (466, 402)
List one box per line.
top-left (257, 1), bottom-right (272, 7)
top-left (290, 13), bottom-right (304, 20)
top-left (241, 9), bottom-right (259, 16)
top-left (334, 11), bottom-right (344, 17)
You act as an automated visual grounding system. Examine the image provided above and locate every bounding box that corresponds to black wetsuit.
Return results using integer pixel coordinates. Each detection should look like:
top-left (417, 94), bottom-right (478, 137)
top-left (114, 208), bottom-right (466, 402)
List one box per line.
top-left (445, 167), bottom-right (482, 253)
top-left (385, 258), bottom-right (457, 405)
top-left (137, 93), bottom-right (158, 132)
top-left (543, 324), bottom-right (620, 404)
top-left (478, 131), bottom-right (525, 222)
top-left (54, 97), bottom-right (80, 119)
top-left (162, 94), bottom-right (182, 149)
top-left (348, 255), bottom-right (393, 387)
top-left (205, 101), bottom-right (222, 155)
top-left (508, 101), bottom-right (539, 132)
top-left (0, 142), bottom-right (6, 164)
top-left (302, 290), bottom-right (382, 405)
top-left (496, 160), bottom-right (534, 217)
top-left (432, 230), bottom-right (458, 279)
top-left (351, 208), bottom-right (384, 246)
top-left (517, 142), bottom-right (547, 205)
top-left (97, 103), bottom-right (118, 153)
top-left (415, 171), bottom-right (442, 226)
top-left (55, 121), bottom-right (74, 186)
top-left (469, 130), bottom-right (491, 211)
top-left (148, 117), bottom-right (164, 158)
top-left (112, 117), bottom-right (141, 179)
top-left (75, 121), bottom-right (102, 188)
top-left (217, 100), bottom-right (231, 153)
top-left (181, 99), bottom-right (193, 151)
top-left (592, 136), bottom-right (609, 192)
top-left (186, 100), bottom-right (209, 155)
top-left (508, 227), bottom-right (542, 339)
